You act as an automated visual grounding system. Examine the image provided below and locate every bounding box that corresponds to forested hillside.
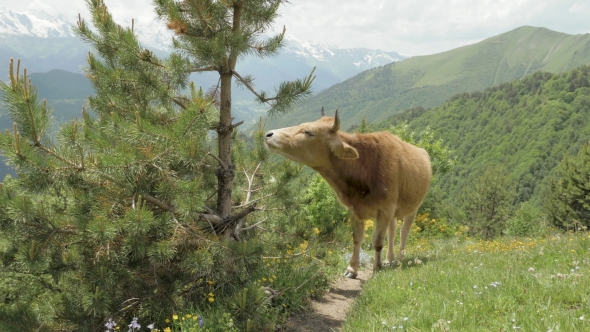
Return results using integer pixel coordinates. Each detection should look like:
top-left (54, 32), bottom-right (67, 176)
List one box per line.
top-left (266, 26), bottom-right (590, 131)
top-left (384, 66), bottom-right (590, 210)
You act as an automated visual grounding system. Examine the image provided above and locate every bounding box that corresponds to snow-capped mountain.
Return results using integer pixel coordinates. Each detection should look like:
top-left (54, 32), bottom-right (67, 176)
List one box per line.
top-left (0, 6), bottom-right (404, 70)
top-left (0, 6), bottom-right (75, 38)
top-left (284, 35), bottom-right (405, 75)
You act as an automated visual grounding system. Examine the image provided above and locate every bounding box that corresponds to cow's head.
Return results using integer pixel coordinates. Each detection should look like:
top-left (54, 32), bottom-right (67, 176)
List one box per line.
top-left (264, 110), bottom-right (359, 167)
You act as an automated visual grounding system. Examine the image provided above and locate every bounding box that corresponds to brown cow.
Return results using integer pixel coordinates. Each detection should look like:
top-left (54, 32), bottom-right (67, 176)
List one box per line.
top-left (265, 110), bottom-right (432, 278)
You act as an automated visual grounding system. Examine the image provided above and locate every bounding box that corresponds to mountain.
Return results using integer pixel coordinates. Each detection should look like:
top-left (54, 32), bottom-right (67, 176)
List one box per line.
top-left (266, 26), bottom-right (590, 130)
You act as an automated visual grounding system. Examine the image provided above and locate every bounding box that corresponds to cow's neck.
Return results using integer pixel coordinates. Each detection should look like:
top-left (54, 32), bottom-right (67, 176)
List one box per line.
top-left (312, 158), bottom-right (371, 208)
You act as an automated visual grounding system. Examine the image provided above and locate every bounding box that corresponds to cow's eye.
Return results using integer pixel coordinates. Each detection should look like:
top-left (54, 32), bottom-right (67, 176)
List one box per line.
top-left (304, 131), bottom-right (314, 137)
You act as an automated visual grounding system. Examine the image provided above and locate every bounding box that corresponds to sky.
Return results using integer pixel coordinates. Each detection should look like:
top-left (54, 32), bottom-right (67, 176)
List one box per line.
top-left (2, 0), bottom-right (590, 56)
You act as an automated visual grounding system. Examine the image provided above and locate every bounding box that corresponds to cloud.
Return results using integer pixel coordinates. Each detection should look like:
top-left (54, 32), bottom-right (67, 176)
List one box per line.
top-left (1, 0), bottom-right (589, 56)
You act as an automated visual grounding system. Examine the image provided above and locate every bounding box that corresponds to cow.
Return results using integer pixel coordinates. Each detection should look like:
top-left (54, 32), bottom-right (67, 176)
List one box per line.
top-left (264, 109), bottom-right (432, 278)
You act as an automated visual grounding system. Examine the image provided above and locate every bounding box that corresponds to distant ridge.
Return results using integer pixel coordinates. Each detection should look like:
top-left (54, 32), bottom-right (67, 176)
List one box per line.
top-left (268, 26), bottom-right (590, 130)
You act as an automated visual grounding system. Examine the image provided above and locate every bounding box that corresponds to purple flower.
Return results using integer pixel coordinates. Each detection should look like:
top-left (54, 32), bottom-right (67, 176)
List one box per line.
top-left (105, 318), bottom-right (117, 331)
top-left (128, 317), bottom-right (141, 331)
top-left (198, 316), bottom-right (204, 328)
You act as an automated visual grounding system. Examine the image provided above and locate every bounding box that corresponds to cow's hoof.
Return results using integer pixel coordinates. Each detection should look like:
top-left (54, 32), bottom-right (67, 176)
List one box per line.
top-left (344, 270), bottom-right (357, 279)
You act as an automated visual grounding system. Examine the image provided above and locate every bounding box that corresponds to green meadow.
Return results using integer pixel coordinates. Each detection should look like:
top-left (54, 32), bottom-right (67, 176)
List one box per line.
top-left (342, 233), bottom-right (590, 331)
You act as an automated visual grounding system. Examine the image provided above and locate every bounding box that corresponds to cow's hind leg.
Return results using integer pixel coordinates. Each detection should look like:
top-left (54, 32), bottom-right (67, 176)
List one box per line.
top-left (345, 217), bottom-right (365, 279)
top-left (386, 218), bottom-right (397, 265)
top-left (398, 209), bottom-right (418, 262)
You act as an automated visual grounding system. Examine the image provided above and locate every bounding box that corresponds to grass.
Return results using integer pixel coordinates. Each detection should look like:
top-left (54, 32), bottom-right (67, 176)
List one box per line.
top-left (342, 232), bottom-right (590, 331)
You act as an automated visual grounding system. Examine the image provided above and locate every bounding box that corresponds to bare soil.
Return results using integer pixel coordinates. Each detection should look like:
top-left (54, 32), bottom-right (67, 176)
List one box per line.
top-left (281, 269), bottom-right (371, 332)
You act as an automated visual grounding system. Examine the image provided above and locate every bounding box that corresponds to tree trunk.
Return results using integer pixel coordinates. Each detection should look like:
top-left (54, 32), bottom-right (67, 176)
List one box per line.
top-left (216, 70), bottom-right (234, 220)
top-left (216, 3), bottom-right (242, 220)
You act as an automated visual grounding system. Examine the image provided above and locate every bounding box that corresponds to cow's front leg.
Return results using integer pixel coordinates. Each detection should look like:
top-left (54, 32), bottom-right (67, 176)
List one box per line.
top-left (373, 209), bottom-right (394, 274)
top-left (345, 218), bottom-right (365, 279)
top-left (372, 221), bottom-right (388, 275)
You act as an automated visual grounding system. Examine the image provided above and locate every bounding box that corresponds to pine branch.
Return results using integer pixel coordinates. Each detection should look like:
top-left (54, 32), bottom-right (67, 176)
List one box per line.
top-left (190, 66), bottom-right (217, 73)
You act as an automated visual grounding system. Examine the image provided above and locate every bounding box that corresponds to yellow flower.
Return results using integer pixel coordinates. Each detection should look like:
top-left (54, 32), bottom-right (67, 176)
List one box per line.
top-left (208, 280), bottom-right (214, 285)
top-left (165, 319), bottom-right (170, 323)
top-left (164, 328), bottom-right (171, 332)
top-left (262, 278), bottom-right (267, 281)
top-left (186, 314), bottom-right (192, 318)
top-left (193, 316), bottom-right (198, 320)
top-left (300, 240), bottom-right (309, 251)
top-left (312, 227), bottom-right (320, 235)
top-left (115, 327), bottom-right (120, 331)
top-left (173, 314), bottom-right (178, 320)
top-left (208, 297), bottom-right (215, 302)
top-left (208, 292), bottom-right (214, 297)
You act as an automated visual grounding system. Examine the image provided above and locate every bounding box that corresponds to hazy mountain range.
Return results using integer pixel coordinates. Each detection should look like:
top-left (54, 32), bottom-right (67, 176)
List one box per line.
top-left (268, 26), bottom-right (590, 130)
top-left (0, 6), bottom-right (405, 92)
top-left (0, 6), bottom-right (405, 179)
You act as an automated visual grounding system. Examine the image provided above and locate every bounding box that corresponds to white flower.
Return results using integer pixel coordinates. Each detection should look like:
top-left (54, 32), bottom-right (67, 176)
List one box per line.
top-left (528, 267), bottom-right (535, 273)
top-left (580, 316), bottom-right (585, 320)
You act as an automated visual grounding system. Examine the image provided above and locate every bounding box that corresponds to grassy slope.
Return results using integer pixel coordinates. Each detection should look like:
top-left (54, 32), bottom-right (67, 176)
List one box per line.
top-left (342, 233), bottom-right (590, 331)
top-left (266, 26), bottom-right (590, 131)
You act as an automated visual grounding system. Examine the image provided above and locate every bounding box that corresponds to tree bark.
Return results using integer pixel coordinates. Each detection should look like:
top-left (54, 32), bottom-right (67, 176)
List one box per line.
top-left (215, 2), bottom-right (242, 220)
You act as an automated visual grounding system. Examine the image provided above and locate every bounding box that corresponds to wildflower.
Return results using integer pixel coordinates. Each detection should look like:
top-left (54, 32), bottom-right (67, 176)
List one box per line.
top-left (165, 319), bottom-right (170, 323)
top-left (312, 227), bottom-right (320, 235)
top-left (581, 316), bottom-right (585, 320)
top-left (105, 318), bottom-right (117, 331)
top-left (164, 328), bottom-right (171, 332)
top-left (557, 273), bottom-right (563, 279)
top-left (208, 292), bottom-right (214, 297)
top-left (186, 314), bottom-right (192, 318)
top-left (528, 267), bottom-right (535, 273)
top-left (208, 280), bottom-right (214, 285)
top-left (208, 297), bottom-right (215, 302)
top-left (172, 314), bottom-right (178, 320)
top-left (147, 323), bottom-right (155, 331)
top-left (489, 282), bottom-right (501, 288)
top-left (128, 317), bottom-right (141, 331)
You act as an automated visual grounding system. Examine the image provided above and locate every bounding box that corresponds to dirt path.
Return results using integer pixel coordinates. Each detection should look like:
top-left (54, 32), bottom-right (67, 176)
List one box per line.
top-left (282, 269), bottom-right (371, 332)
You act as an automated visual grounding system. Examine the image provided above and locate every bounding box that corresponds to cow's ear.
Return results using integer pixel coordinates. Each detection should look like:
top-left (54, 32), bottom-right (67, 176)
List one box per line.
top-left (329, 137), bottom-right (359, 159)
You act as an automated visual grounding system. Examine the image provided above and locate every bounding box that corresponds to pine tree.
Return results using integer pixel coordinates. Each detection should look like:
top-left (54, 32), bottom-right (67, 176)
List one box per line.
top-left (0, 0), bottom-right (313, 329)
top-left (154, 0), bottom-right (315, 229)
top-left (460, 166), bottom-right (516, 239)
top-left (545, 144), bottom-right (590, 230)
